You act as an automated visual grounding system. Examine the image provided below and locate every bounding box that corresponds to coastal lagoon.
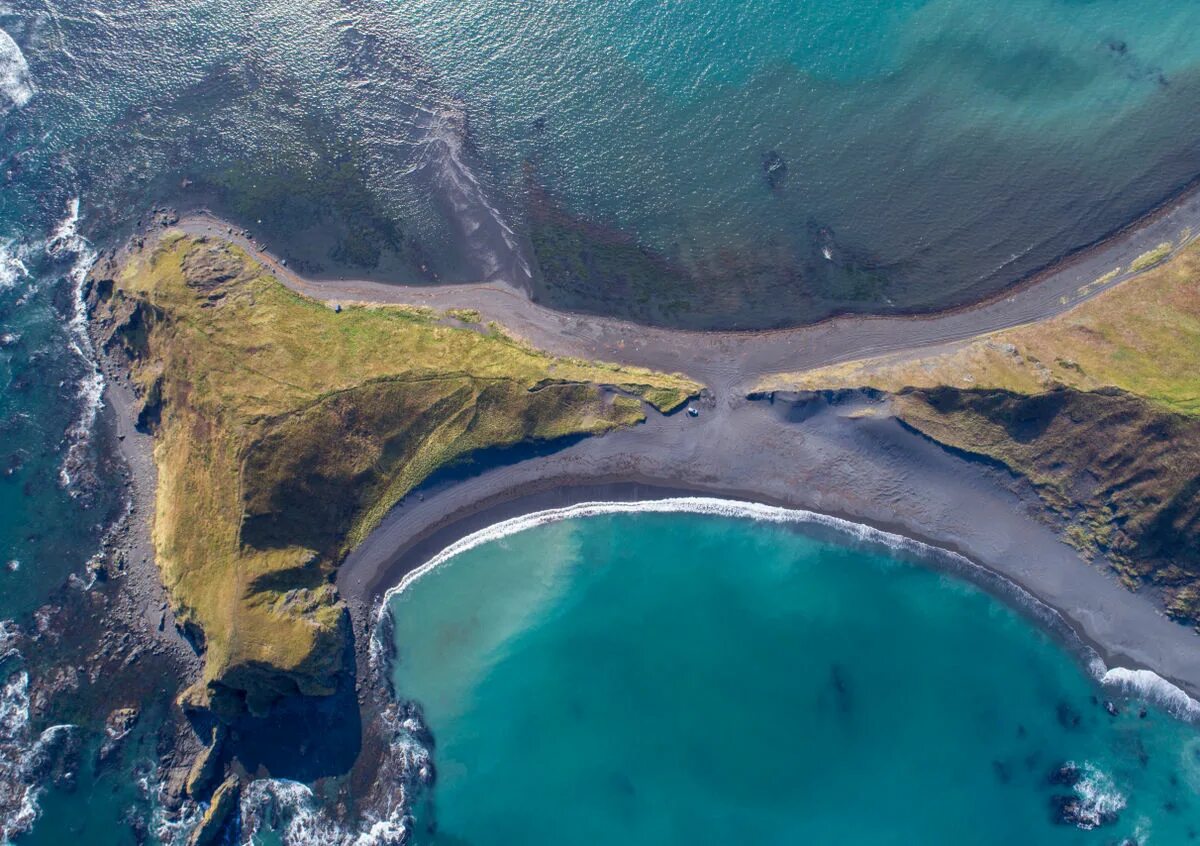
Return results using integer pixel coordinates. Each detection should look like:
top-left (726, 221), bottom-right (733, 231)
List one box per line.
top-left (389, 507), bottom-right (1200, 845)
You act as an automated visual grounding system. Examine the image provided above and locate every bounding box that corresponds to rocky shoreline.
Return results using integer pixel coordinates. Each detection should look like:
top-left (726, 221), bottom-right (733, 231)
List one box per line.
top-left (21, 181), bottom-right (1199, 845)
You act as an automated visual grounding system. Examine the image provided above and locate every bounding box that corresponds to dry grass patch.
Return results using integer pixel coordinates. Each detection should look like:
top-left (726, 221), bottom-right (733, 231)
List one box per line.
top-left (89, 233), bottom-right (698, 716)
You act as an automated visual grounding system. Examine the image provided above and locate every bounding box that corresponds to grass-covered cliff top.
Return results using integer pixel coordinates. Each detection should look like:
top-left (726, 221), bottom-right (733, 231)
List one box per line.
top-left (757, 240), bottom-right (1200, 415)
top-left (89, 233), bottom-right (698, 717)
top-left (758, 242), bottom-right (1200, 622)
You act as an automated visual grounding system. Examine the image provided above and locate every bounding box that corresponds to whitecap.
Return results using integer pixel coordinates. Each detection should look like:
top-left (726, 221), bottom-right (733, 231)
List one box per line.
top-left (1099, 666), bottom-right (1200, 721)
top-left (0, 238), bottom-right (30, 291)
top-left (238, 704), bottom-right (428, 846)
top-left (0, 27), bottom-right (33, 112)
top-left (371, 495), bottom-right (1090, 680)
top-left (383, 497), bottom-right (943, 600)
top-left (240, 778), bottom-right (409, 846)
top-left (1069, 762), bottom-right (1127, 831)
top-left (46, 198), bottom-right (104, 492)
top-left (0, 623), bottom-right (78, 843)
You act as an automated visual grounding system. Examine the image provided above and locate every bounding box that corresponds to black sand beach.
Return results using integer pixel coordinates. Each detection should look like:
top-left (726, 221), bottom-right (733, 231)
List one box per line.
top-left (340, 393), bottom-right (1200, 701)
top-left (161, 196), bottom-right (1200, 702)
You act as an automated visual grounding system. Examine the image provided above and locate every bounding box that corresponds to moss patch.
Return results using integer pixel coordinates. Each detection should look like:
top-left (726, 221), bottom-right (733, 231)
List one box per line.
top-left (89, 233), bottom-right (698, 716)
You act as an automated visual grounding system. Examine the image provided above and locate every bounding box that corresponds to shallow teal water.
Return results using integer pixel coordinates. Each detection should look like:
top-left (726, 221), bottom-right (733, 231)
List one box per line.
top-left (3, 1), bottom-right (1200, 326)
top-left (390, 512), bottom-right (1200, 845)
top-left (3, 0), bottom-right (1200, 841)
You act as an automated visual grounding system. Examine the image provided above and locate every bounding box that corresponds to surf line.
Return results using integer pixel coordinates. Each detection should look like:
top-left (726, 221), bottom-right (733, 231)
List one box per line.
top-left (371, 495), bottom-right (1200, 720)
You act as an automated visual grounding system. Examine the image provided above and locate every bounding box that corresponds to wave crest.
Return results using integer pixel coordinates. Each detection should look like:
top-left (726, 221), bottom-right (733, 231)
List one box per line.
top-left (0, 623), bottom-right (78, 842)
top-left (238, 705), bottom-right (430, 845)
top-left (0, 27), bottom-right (33, 112)
top-left (45, 199), bottom-right (104, 493)
top-left (0, 238), bottom-right (31, 291)
top-left (1070, 762), bottom-right (1127, 831)
top-left (1099, 666), bottom-right (1200, 721)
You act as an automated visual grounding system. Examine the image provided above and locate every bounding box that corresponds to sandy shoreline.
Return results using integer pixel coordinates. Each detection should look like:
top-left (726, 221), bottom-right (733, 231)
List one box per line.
top-left (338, 393), bottom-right (1200, 702)
top-left (128, 196), bottom-right (1200, 708)
top-left (368, 490), bottom-right (1116, 689)
top-left (178, 181), bottom-right (1200, 398)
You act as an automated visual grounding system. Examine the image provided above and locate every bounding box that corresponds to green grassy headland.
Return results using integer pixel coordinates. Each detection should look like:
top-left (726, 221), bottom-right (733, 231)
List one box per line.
top-left (88, 233), bottom-right (698, 717)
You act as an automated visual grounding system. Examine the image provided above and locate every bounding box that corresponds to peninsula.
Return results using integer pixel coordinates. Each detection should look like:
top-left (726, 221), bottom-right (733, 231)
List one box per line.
top-left (78, 202), bottom-right (1200, 845)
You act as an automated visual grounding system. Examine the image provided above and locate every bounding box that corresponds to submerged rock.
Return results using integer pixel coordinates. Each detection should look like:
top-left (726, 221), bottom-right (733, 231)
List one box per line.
top-left (762, 150), bottom-right (788, 190)
top-left (1047, 762), bottom-right (1082, 787)
top-left (1050, 793), bottom-right (1120, 829)
top-left (1056, 701), bottom-right (1082, 730)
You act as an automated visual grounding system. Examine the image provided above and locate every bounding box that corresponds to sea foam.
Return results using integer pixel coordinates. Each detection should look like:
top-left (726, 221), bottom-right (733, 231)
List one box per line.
top-left (0, 27), bottom-right (33, 112)
top-left (237, 704), bottom-right (429, 846)
top-left (1099, 666), bottom-right (1200, 721)
top-left (45, 199), bottom-right (104, 492)
top-left (1069, 762), bottom-right (1127, 831)
top-left (0, 239), bottom-right (30, 291)
top-left (0, 623), bottom-right (77, 843)
top-left (371, 495), bottom-right (1087, 677)
top-left (240, 780), bottom-right (408, 846)
top-left (383, 497), bottom-right (948, 600)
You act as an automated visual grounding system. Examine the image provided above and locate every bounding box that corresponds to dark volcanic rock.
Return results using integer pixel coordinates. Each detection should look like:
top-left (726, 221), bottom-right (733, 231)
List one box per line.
top-left (1056, 701), bottom-right (1082, 730)
top-left (1050, 794), bottom-right (1119, 829)
top-left (187, 774), bottom-right (241, 846)
top-left (1047, 762), bottom-right (1082, 787)
top-left (96, 706), bottom-right (140, 768)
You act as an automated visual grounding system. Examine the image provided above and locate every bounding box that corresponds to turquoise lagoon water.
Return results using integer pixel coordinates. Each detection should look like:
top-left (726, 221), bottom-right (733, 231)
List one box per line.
top-left (3, 0), bottom-right (1200, 841)
top-left (390, 508), bottom-right (1200, 845)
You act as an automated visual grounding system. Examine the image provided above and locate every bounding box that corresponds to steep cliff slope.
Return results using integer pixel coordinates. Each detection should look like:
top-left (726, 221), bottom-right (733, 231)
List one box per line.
top-left (759, 242), bottom-right (1200, 621)
top-left (88, 233), bottom-right (697, 718)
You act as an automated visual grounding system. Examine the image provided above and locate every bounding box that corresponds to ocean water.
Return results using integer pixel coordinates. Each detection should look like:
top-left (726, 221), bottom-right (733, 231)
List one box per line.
top-left (2, 0), bottom-right (1200, 842)
top-left (389, 508), bottom-right (1200, 845)
top-left (1, 1), bottom-right (1199, 325)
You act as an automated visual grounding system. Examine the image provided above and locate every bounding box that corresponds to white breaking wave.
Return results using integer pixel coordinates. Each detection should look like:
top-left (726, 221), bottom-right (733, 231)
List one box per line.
top-left (0, 622), bottom-right (77, 843)
top-left (0, 27), bottom-right (33, 112)
top-left (1070, 762), bottom-right (1127, 831)
top-left (240, 776), bottom-right (408, 845)
top-left (45, 198), bottom-right (104, 492)
top-left (383, 496), bottom-right (1021, 602)
top-left (372, 495), bottom-right (1089, 671)
top-left (1099, 666), bottom-right (1200, 721)
top-left (237, 705), bottom-right (428, 846)
top-left (0, 239), bottom-right (30, 291)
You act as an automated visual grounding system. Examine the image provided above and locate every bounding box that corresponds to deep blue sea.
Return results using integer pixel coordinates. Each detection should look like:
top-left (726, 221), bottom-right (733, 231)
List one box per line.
top-left (2, 1), bottom-right (1200, 843)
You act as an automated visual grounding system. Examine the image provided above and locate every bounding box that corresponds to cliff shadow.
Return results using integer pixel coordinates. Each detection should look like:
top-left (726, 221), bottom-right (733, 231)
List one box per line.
top-left (224, 633), bottom-right (363, 781)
